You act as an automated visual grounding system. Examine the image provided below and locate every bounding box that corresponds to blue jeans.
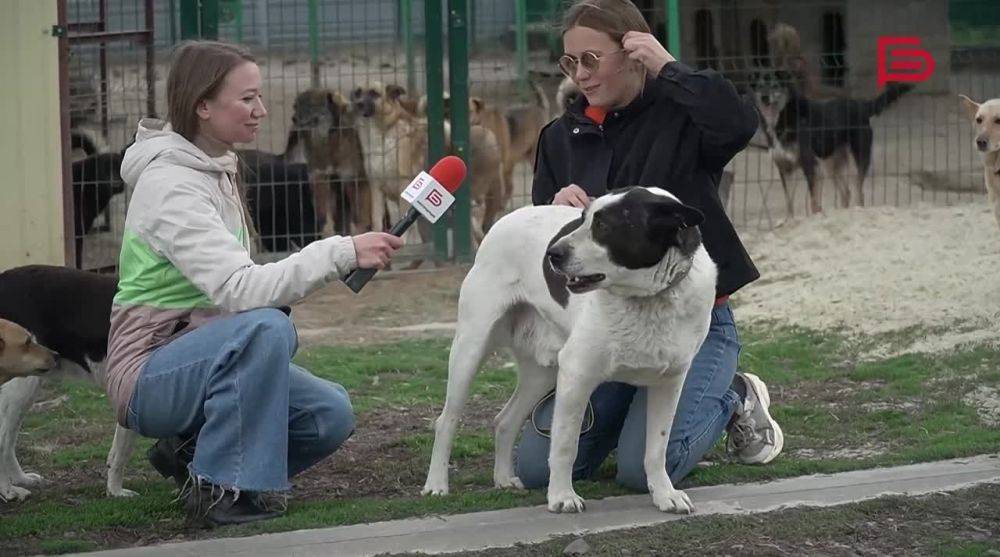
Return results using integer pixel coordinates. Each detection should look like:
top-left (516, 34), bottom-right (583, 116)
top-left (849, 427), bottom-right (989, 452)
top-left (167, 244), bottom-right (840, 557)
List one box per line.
top-left (515, 302), bottom-right (742, 490)
top-left (126, 308), bottom-right (355, 492)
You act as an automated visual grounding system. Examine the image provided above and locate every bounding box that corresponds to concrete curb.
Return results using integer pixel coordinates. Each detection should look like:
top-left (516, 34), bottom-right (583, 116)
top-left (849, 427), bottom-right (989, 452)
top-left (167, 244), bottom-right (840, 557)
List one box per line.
top-left (75, 455), bottom-right (1000, 557)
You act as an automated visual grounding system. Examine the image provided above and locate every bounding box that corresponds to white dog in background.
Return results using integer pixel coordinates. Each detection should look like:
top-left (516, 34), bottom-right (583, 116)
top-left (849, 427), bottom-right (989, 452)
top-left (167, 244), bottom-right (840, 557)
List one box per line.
top-left (422, 186), bottom-right (717, 514)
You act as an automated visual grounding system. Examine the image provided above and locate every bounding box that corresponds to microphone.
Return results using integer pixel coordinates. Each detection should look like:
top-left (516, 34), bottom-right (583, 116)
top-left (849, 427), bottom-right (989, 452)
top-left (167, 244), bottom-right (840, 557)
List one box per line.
top-left (343, 155), bottom-right (467, 293)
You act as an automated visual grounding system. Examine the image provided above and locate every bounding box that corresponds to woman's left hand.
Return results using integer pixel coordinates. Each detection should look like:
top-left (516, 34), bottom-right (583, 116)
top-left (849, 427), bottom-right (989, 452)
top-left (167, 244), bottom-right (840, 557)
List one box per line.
top-left (622, 31), bottom-right (676, 75)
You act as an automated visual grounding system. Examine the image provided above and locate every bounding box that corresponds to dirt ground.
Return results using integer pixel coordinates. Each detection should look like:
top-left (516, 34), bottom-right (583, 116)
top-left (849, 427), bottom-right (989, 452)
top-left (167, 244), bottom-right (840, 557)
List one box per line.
top-left (433, 482), bottom-right (1000, 557)
top-left (289, 198), bottom-right (1000, 358)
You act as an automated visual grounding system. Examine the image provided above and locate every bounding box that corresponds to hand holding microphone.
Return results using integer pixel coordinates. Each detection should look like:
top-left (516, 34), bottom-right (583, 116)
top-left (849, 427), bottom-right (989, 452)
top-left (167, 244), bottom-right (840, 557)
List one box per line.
top-left (343, 155), bottom-right (467, 293)
top-left (352, 232), bottom-right (404, 270)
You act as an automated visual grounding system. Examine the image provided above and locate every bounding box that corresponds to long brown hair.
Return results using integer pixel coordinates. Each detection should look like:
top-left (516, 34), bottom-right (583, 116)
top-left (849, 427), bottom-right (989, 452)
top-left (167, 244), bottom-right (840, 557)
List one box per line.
top-left (561, 0), bottom-right (651, 41)
top-left (166, 40), bottom-right (256, 142)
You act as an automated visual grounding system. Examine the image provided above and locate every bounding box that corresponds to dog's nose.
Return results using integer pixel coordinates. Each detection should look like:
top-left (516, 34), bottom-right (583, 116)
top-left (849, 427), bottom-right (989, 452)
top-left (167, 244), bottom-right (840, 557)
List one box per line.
top-left (977, 138), bottom-right (989, 151)
top-left (546, 246), bottom-right (567, 267)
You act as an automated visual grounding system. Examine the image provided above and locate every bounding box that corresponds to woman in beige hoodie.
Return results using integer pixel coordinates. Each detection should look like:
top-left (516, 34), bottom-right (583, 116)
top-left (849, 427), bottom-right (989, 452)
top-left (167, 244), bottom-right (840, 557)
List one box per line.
top-left (107, 41), bottom-right (402, 527)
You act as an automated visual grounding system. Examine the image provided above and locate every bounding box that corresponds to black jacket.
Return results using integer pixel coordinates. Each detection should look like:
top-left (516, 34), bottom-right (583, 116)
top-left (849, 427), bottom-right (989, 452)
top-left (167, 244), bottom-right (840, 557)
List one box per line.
top-left (532, 61), bottom-right (760, 297)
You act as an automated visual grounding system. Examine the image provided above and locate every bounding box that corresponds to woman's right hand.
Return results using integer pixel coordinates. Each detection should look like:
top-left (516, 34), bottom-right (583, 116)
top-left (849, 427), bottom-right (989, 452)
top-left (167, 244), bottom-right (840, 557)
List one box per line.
top-left (352, 232), bottom-right (404, 269)
top-left (552, 184), bottom-right (591, 208)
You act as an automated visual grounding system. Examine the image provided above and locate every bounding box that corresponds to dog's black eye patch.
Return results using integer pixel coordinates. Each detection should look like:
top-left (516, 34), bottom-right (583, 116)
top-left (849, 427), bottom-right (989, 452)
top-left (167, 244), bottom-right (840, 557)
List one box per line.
top-left (593, 189), bottom-right (703, 269)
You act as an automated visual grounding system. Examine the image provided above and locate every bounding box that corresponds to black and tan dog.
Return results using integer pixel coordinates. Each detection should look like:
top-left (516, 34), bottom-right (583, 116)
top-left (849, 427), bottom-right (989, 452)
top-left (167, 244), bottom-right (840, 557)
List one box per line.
top-left (0, 265), bottom-right (138, 502)
top-left (750, 70), bottom-right (913, 216)
top-left (288, 88), bottom-right (371, 235)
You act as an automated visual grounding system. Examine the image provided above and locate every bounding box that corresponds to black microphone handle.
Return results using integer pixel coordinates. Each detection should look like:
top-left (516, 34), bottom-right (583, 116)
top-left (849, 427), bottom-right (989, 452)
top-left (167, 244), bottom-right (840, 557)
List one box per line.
top-left (343, 207), bottom-right (422, 293)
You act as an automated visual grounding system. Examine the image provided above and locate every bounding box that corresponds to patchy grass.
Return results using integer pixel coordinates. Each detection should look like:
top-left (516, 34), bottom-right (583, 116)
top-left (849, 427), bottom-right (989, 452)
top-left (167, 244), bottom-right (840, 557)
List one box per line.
top-left (2, 326), bottom-right (998, 555)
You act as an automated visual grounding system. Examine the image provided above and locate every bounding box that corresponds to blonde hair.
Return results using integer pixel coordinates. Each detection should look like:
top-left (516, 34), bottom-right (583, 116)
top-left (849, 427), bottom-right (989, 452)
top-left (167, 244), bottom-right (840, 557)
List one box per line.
top-left (166, 40), bottom-right (256, 142)
top-left (561, 0), bottom-right (651, 41)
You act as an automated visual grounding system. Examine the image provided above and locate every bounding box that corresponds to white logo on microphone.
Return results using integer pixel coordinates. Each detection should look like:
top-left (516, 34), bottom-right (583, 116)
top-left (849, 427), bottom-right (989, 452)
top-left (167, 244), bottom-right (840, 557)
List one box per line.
top-left (401, 171), bottom-right (455, 223)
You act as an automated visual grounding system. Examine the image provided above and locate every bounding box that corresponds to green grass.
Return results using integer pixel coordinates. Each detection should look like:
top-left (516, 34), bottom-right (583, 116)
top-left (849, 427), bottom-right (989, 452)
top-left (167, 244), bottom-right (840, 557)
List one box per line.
top-left (2, 326), bottom-right (999, 554)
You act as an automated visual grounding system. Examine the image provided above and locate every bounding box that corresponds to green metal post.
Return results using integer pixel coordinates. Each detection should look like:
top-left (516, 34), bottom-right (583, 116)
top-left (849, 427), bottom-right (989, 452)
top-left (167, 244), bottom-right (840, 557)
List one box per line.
top-left (448, 0), bottom-right (472, 261)
top-left (515, 0), bottom-right (529, 94)
top-left (179, 0), bottom-right (199, 39)
top-left (425, 0), bottom-right (449, 260)
top-left (233, 0), bottom-right (243, 43)
top-left (401, 0), bottom-right (416, 94)
top-left (308, 0), bottom-right (321, 88)
top-left (666, 0), bottom-right (681, 59)
top-left (201, 0), bottom-right (220, 40)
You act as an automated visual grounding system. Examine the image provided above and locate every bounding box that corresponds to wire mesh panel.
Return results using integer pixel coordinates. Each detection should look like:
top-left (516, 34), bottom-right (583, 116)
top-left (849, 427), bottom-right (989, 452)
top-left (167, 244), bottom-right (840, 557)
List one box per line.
top-left (467, 0), bottom-right (1000, 235)
top-left (62, 0), bottom-right (444, 270)
top-left (218, 0), bottom-right (437, 264)
top-left (61, 0), bottom-right (1000, 271)
top-left (64, 0), bottom-right (155, 271)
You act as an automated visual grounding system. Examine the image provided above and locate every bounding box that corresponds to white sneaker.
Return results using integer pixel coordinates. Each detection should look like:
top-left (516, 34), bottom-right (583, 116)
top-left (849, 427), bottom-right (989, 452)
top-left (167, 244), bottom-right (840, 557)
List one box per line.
top-left (727, 372), bottom-right (784, 464)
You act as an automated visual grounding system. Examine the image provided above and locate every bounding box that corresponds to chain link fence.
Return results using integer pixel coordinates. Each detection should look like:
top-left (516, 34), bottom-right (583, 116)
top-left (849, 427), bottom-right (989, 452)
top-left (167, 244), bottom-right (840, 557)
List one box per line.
top-left (62, 0), bottom-right (1000, 271)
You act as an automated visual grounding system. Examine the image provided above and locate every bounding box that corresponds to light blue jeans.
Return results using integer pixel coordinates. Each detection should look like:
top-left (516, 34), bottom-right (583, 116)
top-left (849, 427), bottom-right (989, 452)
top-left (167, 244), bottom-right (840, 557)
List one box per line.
top-left (515, 302), bottom-right (742, 490)
top-left (126, 308), bottom-right (355, 492)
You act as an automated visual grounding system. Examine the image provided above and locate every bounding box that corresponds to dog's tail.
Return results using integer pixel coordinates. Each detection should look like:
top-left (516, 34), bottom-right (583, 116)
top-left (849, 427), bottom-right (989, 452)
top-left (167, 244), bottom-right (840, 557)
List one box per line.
top-left (529, 80), bottom-right (552, 121)
top-left (862, 82), bottom-right (914, 119)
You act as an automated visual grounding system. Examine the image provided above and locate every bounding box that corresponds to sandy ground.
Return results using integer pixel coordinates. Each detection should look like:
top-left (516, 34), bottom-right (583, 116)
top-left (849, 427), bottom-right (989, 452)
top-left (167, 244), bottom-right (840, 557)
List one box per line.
top-left (736, 202), bottom-right (1000, 357)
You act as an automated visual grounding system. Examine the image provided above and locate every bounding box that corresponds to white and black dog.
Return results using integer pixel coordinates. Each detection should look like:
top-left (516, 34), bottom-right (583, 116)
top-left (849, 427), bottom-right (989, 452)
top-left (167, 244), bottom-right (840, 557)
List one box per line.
top-left (422, 187), bottom-right (717, 513)
top-left (0, 265), bottom-right (137, 502)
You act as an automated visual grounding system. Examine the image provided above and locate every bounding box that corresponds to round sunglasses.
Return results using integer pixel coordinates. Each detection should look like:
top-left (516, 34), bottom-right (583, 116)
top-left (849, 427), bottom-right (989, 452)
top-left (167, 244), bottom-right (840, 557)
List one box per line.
top-left (558, 48), bottom-right (626, 78)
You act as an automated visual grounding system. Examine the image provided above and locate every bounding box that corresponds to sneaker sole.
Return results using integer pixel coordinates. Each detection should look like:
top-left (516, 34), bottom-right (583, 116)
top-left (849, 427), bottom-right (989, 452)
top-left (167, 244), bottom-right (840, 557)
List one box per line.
top-left (740, 373), bottom-right (784, 464)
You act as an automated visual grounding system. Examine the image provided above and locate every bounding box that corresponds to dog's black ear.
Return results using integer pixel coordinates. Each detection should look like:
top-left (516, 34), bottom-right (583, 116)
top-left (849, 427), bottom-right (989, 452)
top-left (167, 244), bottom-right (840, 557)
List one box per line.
top-left (650, 198), bottom-right (704, 231)
top-left (470, 97), bottom-right (484, 113)
top-left (386, 84), bottom-right (406, 101)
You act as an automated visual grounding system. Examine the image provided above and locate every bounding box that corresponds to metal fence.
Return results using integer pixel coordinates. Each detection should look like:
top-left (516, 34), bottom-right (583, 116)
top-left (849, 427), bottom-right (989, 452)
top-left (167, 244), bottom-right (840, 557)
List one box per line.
top-left (61, 0), bottom-right (1000, 272)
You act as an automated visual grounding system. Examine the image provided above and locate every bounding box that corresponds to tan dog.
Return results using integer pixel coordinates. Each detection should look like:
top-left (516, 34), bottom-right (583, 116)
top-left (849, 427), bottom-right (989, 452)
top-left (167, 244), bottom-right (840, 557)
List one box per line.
top-left (416, 94), bottom-right (506, 246)
top-left (349, 83), bottom-right (430, 243)
top-left (0, 319), bottom-right (58, 387)
top-left (289, 88), bottom-right (372, 235)
top-left (960, 95), bottom-right (1000, 230)
top-left (469, 83), bottom-right (551, 205)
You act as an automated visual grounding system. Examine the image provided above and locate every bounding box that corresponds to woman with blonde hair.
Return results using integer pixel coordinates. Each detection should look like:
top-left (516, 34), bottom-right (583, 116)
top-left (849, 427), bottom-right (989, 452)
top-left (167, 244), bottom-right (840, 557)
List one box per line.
top-left (520, 0), bottom-right (783, 493)
top-left (106, 41), bottom-right (402, 527)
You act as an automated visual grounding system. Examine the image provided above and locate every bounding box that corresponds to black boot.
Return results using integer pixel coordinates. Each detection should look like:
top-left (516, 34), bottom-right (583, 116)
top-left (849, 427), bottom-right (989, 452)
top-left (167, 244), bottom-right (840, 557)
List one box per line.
top-left (147, 435), bottom-right (196, 489)
top-left (184, 482), bottom-right (282, 528)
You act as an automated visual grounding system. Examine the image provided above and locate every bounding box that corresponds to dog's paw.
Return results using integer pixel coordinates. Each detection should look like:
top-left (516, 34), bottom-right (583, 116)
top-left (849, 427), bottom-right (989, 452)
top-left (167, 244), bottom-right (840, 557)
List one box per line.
top-left (651, 487), bottom-right (694, 514)
top-left (107, 486), bottom-right (139, 498)
top-left (493, 475), bottom-right (525, 490)
top-left (13, 472), bottom-right (44, 487)
top-left (547, 489), bottom-right (586, 513)
top-left (421, 478), bottom-right (450, 496)
top-left (0, 483), bottom-right (31, 502)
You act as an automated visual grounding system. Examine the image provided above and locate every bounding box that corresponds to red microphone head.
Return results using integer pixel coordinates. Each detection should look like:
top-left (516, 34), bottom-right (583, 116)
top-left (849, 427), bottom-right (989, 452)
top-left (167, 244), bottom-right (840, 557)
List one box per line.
top-left (428, 155), bottom-right (467, 194)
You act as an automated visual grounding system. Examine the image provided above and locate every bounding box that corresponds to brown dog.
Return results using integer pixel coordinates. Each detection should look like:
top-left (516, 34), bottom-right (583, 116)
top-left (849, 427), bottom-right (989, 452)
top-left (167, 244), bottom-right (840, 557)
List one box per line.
top-left (288, 88), bottom-right (372, 236)
top-left (0, 319), bottom-right (58, 387)
top-left (416, 94), bottom-right (506, 245)
top-left (469, 82), bottom-right (551, 205)
top-left (960, 94), bottom-right (1000, 230)
top-left (349, 83), bottom-right (430, 244)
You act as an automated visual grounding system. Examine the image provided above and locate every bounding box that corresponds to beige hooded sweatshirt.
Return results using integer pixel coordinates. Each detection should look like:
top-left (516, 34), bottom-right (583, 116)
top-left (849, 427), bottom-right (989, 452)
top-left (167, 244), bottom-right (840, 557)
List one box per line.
top-left (106, 118), bottom-right (358, 426)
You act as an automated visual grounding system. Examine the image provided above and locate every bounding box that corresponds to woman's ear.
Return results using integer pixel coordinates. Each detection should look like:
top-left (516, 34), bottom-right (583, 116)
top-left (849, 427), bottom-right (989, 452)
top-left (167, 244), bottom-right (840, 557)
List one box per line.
top-left (196, 99), bottom-right (211, 121)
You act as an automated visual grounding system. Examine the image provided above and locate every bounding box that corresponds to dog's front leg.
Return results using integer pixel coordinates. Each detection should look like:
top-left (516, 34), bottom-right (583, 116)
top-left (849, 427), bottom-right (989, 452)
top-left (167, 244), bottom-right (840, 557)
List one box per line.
top-left (106, 425), bottom-right (138, 497)
top-left (645, 375), bottom-right (694, 514)
top-left (546, 363), bottom-right (604, 513)
top-left (0, 376), bottom-right (43, 502)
